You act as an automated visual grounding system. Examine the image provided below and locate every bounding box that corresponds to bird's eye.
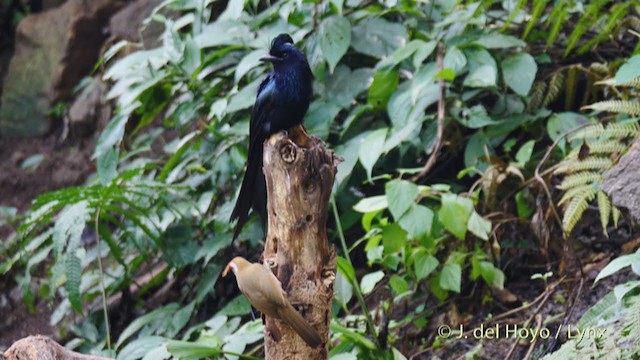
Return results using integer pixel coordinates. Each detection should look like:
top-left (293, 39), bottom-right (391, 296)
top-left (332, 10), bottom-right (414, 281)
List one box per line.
top-left (282, 52), bottom-right (289, 58)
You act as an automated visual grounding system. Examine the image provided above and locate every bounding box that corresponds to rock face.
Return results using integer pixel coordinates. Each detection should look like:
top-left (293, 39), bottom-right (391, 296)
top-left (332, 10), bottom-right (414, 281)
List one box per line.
top-left (0, 0), bottom-right (125, 137)
top-left (602, 139), bottom-right (640, 228)
top-left (110, 0), bottom-right (164, 46)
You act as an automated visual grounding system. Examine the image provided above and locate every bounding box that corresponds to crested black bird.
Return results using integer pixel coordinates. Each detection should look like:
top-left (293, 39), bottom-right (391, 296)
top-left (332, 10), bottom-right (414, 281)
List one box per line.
top-left (230, 34), bottom-right (313, 239)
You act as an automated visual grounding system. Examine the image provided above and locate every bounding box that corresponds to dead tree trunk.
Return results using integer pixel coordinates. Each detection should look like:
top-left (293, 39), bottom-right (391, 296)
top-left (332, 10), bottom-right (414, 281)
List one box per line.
top-left (261, 126), bottom-right (338, 360)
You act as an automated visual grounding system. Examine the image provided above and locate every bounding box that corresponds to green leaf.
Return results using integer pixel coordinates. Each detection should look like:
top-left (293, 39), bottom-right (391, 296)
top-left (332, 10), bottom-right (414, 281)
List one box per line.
top-left (595, 253), bottom-right (640, 283)
top-left (97, 148), bottom-right (118, 185)
top-left (118, 336), bottom-right (167, 360)
top-left (546, 112), bottom-right (589, 153)
top-left (515, 140), bottom-right (535, 166)
top-left (369, 69), bottom-right (399, 109)
top-left (389, 275), bottom-right (409, 295)
top-left (443, 46), bottom-right (466, 73)
top-left (439, 194), bottom-right (471, 240)
top-left (467, 211), bottom-right (491, 241)
top-left (334, 271), bottom-right (353, 306)
top-left (337, 256), bottom-right (356, 282)
top-left (463, 64), bottom-right (497, 88)
top-left (473, 33), bottom-right (526, 48)
top-left (235, 49), bottom-right (263, 83)
top-left (515, 191), bottom-right (533, 219)
top-left (353, 195), bottom-right (388, 213)
top-left (385, 179), bottom-right (419, 220)
top-left (440, 263), bottom-right (461, 293)
top-left (615, 55), bottom-right (640, 84)
top-left (351, 18), bottom-right (408, 58)
top-left (20, 154), bottom-right (46, 171)
top-left (398, 204), bottom-right (434, 239)
top-left (117, 304), bottom-right (180, 348)
top-left (65, 251), bottom-right (82, 313)
top-left (359, 128), bottom-right (387, 181)
top-left (319, 16), bottom-right (351, 73)
top-left (414, 251), bottom-right (439, 280)
top-left (217, 295), bottom-right (252, 316)
top-left (382, 223), bottom-right (407, 254)
top-left (502, 53), bottom-right (537, 96)
top-left (435, 68), bottom-right (455, 81)
top-left (360, 270), bottom-right (385, 295)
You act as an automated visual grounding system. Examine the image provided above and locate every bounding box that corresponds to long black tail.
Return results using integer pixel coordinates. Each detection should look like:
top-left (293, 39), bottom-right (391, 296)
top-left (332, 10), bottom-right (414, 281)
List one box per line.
top-left (230, 139), bottom-right (267, 240)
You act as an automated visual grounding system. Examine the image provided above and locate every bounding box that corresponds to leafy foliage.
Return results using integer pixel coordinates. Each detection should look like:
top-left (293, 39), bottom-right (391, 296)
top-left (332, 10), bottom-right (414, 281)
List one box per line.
top-left (2, 0), bottom-right (640, 358)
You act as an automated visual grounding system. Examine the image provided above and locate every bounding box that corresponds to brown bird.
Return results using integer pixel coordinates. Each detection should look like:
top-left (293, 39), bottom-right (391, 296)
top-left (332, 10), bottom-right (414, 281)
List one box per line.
top-left (222, 256), bottom-right (322, 348)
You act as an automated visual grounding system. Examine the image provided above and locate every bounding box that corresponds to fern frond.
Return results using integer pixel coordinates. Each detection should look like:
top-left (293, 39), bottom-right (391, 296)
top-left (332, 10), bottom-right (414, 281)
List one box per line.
top-left (557, 172), bottom-right (602, 190)
top-left (554, 157), bottom-right (613, 175)
top-left (528, 81), bottom-right (547, 111)
top-left (542, 71), bottom-right (565, 108)
top-left (578, 2), bottom-right (632, 54)
top-left (570, 123), bottom-right (604, 140)
top-left (563, 188), bottom-right (596, 235)
top-left (583, 100), bottom-right (640, 116)
top-left (589, 63), bottom-right (610, 77)
top-left (567, 140), bottom-right (628, 157)
top-left (523, 0), bottom-right (549, 39)
top-left (546, 2), bottom-right (569, 48)
top-left (565, 0), bottom-right (612, 56)
top-left (596, 77), bottom-right (640, 88)
top-left (612, 206), bottom-right (621, 228)
top-left (597, 190), bottom-right (611, 236)
top-left (558, 184), bottom-right (596, 206)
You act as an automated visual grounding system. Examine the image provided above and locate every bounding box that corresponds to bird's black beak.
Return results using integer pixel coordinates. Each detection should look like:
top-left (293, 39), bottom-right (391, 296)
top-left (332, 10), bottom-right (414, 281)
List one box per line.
top-left (260, 54), bottom-right (282, 63)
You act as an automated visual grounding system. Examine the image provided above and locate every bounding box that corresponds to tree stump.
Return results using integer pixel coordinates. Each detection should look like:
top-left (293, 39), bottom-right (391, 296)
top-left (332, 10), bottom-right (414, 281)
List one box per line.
top-left (261, 126), bottom-right (338, 360)
top-left (3, 335), bottom-right (111, 360)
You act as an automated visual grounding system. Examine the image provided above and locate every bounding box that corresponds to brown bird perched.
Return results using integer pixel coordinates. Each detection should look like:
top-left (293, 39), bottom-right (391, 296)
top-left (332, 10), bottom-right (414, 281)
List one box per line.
top-left (222, 256), bottom-right (322, 348)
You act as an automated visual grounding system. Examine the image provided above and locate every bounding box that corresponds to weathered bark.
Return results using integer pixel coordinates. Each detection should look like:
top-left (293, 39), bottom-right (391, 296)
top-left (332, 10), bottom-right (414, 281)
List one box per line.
top-left (3, 335), bottom-right (111, 360)
top-left (262, 127), bottom-right (338, 360)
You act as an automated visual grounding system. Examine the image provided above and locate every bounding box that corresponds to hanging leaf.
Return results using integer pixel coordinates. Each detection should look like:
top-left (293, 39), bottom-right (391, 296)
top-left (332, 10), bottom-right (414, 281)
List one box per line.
top-left (319, 16), bottom-right (351, 73)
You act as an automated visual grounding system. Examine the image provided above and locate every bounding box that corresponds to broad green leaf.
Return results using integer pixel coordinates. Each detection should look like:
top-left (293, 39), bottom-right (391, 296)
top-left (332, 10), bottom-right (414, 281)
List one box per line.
top-left (595, 253), bottom-right (640, 283)
top-left (337, 256), bottom-right (356, 282)
top-left (217, 295), bottom-right (252, 316)
top-left (414, 251), bottom-right (439, 280)
top-left (319, 16), bottom-right (351, 73)
top-left (440, 263), bottom-right (461, 292)
top-left (351, 18), bottom-right (408, 58)
top-left (360, 270), bottom-right (385, 295)
top-left (458, 105), bottom-right (500, 128)
top-left (615, 55), bottom-right (640, 84)
top-left (473, 33), bottom-right (526, 48)
top-left (65, 251), bottom-right (82, 312)
top-left (398, 204), bottom-right (434, 239)
top-left (369, 69), bottom-right (399, 109)
top-left (443, 46), bottom-right (466, 73)
top-left (335, 271), bottom-right (353, 306)
top-left (515, 140), bottom-right (535, 166)
top-left (353, 195), bottom-right (388, 213)
top-left (382, 223), bottom-right (407, 254)
top-left (389, 275), bottom-right (409, 295)
top-left (546, 112), bottom-right (589, 153)
top-left (468, 211), bottom-right (491, 240)
top-left (117, 304), bottom-right (180, 348)
top-left (97, 148), bottom-right (118, 185)
top-left (515, 191), bottom-right (533, 218)
top-left (502, 53), bottom-right (537, 96)
top-left (119, 336), bottom-right (167, 360)
top-left (439, 194), bottom-right (471, 240)
top-left (336, 133), bottom-right (367, 186)
top-left (358, 128), bottom-right (387, 181)
top-left (463, 64), bottom-right (497, 88)
top-left (234, 50), bottom-right (263, 83)
top-left (385, 179), bottom-right (418, 220)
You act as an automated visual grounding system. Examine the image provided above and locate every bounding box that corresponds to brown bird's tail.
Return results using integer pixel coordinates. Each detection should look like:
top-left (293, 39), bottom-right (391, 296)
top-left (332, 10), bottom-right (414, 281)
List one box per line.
top-left (278, 303), bottom-right (322, 348)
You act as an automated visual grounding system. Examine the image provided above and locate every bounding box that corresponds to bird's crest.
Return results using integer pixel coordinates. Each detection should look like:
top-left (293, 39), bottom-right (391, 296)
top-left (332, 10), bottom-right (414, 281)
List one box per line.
top-left (270, 33), bottom-right (294, 52)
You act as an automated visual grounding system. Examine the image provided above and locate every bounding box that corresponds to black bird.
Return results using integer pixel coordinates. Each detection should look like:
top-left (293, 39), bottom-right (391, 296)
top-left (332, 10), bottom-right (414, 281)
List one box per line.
top-left (230, 34), bottom-right (313, 239)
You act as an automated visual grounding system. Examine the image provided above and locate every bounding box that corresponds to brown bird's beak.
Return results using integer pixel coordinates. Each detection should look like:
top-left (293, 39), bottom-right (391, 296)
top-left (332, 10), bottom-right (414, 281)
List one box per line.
top-left (260, 54), bottom-right (282, 63)
top-left (222, 263), bottom-right (232, 277)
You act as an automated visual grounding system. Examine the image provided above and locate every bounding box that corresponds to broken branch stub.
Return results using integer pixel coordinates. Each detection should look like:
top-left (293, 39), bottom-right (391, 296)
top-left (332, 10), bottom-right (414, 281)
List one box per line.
top-left (262, 126), bottom-right (338, 360)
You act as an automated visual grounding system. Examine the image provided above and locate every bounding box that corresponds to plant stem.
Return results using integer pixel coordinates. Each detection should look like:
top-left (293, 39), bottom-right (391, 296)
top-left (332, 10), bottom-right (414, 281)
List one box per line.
top-left (95, 207), bottom-right (112, 350)
top-left (330, 196), bottom-right (380, 347)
